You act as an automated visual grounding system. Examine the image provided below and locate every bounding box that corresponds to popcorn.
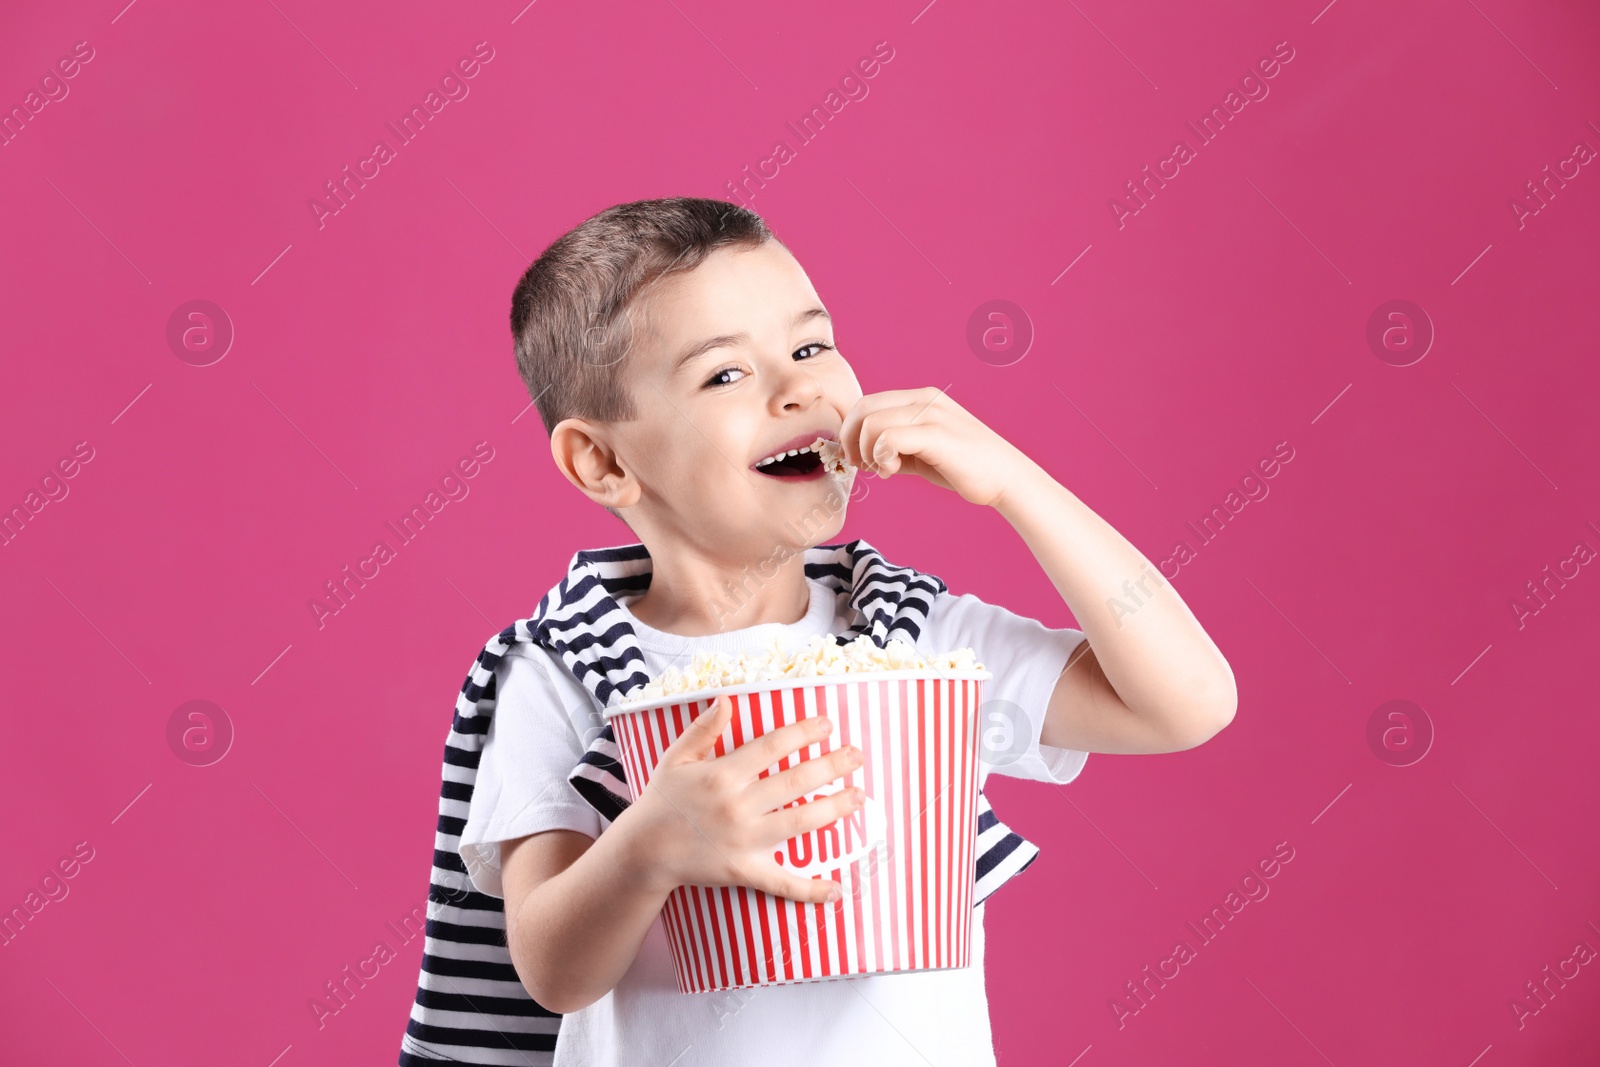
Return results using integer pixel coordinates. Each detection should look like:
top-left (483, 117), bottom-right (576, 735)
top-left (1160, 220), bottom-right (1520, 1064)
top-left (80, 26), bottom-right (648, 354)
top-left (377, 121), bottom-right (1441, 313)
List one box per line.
top-left (813, 437), bottom-right (855, 478)
top-left (633, 633), bottom-right (983, 701)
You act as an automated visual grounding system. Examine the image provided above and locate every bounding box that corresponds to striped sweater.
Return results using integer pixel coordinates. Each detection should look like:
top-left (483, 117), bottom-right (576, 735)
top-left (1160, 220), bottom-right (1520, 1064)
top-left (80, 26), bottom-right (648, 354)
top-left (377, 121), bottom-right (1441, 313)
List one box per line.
top-left (399, 539), bottom-right (1045, 1065)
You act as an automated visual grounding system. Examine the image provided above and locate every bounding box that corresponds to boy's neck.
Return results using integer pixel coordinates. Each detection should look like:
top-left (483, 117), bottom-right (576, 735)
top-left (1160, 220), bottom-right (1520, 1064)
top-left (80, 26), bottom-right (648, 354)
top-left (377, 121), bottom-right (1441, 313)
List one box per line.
top-left (625, 549), bottom-right (812, 638)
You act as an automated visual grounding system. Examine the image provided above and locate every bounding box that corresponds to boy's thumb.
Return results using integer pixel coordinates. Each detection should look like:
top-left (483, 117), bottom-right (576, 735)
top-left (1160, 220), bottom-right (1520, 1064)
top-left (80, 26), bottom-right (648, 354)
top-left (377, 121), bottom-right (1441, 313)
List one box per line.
top-left (671, 693), bottom-right (730, 758)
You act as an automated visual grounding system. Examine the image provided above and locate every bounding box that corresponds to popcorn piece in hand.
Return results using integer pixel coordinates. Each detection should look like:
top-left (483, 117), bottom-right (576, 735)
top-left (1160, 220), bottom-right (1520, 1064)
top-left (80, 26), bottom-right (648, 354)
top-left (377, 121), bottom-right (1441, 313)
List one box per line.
top-left (813, 437), bottom-right (855, 478)
top-left (631, 633), bottom-right (984, 701)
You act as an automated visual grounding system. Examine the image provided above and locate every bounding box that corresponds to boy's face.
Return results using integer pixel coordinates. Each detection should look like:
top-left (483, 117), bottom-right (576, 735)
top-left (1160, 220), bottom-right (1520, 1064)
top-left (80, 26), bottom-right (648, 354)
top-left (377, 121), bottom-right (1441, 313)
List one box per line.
top-left (589, 240), bottom-right (863, 558)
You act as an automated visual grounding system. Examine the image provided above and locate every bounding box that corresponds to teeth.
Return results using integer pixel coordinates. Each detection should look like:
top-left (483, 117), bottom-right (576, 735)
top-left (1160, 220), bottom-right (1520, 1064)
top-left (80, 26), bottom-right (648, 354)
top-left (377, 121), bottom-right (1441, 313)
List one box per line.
top-left (755, 442), bottom-right (822, 468)
top-left (753, 437), bottom-right (858, 476)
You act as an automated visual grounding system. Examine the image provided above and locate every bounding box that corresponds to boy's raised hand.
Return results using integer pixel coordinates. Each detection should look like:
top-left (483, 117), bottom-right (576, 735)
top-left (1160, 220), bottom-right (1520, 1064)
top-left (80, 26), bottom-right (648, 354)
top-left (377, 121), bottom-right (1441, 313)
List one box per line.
top-left (840, 387), bottom-right (1037, 508)
top-left (631, 694), bottom-right (865, 905)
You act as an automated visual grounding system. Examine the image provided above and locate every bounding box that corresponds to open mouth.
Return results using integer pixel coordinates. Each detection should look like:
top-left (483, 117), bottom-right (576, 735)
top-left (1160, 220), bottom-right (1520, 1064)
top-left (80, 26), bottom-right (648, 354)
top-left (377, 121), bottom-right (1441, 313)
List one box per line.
top-left (752, 436), bottom-right (854, 481)
top-left (754, 445), bottom-right (826, 479)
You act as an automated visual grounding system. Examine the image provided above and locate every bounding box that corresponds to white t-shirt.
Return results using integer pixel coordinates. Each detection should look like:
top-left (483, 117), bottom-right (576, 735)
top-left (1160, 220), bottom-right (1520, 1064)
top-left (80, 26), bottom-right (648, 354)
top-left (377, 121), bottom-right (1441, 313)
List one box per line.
top-left (458, 577), bottom-right (1089, 1067)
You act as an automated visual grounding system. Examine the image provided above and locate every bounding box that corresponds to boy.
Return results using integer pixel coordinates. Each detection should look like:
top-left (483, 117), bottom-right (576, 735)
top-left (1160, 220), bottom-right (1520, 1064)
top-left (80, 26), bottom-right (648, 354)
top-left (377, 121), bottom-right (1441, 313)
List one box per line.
top-left (399, 197), bottom-right (1236, 1066)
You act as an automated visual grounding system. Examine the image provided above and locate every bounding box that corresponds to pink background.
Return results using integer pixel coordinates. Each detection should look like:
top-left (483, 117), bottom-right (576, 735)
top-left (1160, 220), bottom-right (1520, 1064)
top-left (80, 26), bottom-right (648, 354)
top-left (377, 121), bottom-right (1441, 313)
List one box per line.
top-left (3, 0), bottom-right (1598, 1063)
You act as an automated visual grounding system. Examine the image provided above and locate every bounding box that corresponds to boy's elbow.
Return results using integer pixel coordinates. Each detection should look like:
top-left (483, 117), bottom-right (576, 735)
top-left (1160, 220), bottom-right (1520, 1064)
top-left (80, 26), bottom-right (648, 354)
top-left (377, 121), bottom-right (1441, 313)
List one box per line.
top-left (533, 988), bottom-right (589, 1017)
top-left (507, 907), bottom-right (580, 1015)
top-left (508, 928), bottom-right (595, 1016)
top-left (1173, 677), bottom-right (1237, 749)
top-left (1184, 703), bottom-right (1235, 749)
top-left (513, 950), bottom-right (586, 1016)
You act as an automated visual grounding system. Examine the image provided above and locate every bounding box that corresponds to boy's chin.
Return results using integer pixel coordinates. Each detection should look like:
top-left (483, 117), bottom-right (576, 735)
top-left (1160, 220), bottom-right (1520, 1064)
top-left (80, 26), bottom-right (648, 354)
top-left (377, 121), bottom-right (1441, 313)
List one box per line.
top-left (771, 491), bottom-right (850, 543)
top-left (769, 472), bottom-right (851, 502)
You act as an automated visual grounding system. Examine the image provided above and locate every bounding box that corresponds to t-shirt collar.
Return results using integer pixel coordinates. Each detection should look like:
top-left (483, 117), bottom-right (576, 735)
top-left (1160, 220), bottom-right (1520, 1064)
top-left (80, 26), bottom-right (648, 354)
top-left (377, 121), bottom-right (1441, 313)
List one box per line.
top-left (616, 576), bottom-right (838, 656)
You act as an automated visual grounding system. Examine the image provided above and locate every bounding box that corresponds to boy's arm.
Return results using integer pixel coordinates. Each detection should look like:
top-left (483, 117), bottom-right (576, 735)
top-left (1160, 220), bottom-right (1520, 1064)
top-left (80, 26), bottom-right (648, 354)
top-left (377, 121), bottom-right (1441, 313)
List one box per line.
top-left (501, 805), bottom-right (673, 1016)
top-left (997, 462), bottom-right (1236, 753)
top-left (841, 387), bottom-right (1237, 754)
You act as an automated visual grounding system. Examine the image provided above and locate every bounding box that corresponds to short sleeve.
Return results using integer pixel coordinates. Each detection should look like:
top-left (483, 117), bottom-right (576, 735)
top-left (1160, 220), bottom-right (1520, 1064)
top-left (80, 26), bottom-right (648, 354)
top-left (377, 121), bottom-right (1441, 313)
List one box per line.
top-left (457, 646), bottom-right (604, 899)
top-left (924, 591), bottom-right (1090, 789)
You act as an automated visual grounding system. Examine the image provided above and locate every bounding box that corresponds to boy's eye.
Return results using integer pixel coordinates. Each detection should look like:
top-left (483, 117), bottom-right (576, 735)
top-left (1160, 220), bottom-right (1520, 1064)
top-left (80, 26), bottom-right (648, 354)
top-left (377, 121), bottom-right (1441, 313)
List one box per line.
top-left (703, 342), bottom-right (836, 388)
top-left (795, 341), bottom-right (835, 361)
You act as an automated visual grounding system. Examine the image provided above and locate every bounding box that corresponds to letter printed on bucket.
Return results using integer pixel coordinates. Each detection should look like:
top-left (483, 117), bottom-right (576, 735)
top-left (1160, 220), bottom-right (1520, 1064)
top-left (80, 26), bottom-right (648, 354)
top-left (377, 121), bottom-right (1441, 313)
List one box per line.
top-left (773, 784), bottom-right (888, 876)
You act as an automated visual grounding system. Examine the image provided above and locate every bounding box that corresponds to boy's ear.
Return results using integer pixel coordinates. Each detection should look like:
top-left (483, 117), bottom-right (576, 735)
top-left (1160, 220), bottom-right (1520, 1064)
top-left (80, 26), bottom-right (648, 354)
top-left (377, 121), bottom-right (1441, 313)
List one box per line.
top-left (550, 417), bottom-right (641, 510)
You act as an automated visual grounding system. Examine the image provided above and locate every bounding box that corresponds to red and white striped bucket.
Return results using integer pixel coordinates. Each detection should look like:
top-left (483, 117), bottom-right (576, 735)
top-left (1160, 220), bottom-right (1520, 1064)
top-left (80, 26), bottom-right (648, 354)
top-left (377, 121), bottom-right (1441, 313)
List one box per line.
top-left (605, 669), bottom-right (991, 993)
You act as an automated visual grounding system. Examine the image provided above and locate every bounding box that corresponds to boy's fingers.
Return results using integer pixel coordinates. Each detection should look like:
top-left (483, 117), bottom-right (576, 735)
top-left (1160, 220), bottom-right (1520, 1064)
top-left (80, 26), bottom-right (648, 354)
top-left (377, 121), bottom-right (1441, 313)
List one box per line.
top-left (745, 745), bottom-right (859, 811)
top-left (842, 388), bottom-right (946, 467)
top-left (755, 867), bottom-right (840, 906)
top-left (867, 422), bottom-right (939, 479)
top-left (722, 715), bottom-right (832, 779)
top-left (665, 693), bottom-right (730, 761)
top-left (840, 393), bottom-right (915, 468)
top-left (859, 404), bottom-right (939, 466)
top-left (765, 786), bottom-right (862, 844)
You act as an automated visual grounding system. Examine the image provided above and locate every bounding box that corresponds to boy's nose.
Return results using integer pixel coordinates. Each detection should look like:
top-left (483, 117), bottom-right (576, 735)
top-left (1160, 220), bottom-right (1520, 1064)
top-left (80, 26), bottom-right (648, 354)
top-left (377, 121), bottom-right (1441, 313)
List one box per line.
top-left (774, 365), bottom-right (825, 410)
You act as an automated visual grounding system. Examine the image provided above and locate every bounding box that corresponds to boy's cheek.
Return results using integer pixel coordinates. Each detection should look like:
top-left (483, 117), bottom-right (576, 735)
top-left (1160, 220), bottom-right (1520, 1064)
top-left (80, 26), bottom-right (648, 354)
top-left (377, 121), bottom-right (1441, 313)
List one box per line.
top-left (832, 363), bottom-right (866, 413)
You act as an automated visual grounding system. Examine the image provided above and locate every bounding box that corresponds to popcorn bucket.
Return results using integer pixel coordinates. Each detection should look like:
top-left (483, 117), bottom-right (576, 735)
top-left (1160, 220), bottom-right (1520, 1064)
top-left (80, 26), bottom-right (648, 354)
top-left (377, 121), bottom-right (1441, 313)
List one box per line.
top-left (605, 669), bottom-right (991, 993)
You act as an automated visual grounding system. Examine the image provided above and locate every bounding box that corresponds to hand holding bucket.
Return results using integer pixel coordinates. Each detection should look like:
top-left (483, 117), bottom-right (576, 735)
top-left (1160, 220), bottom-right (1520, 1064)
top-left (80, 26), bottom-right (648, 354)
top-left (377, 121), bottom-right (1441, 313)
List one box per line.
top-left (630, 693), bottom-right (867, 906)
top-left (606, 669), bottom-right (990, 992)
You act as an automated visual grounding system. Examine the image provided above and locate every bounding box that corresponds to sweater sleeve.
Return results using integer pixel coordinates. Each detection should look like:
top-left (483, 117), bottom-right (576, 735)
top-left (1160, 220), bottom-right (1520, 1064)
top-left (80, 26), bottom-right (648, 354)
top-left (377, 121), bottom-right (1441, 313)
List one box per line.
top-left (924, 591), bottom-right (1090, 789)
top-left (457, 645), bottom-right (604, 899)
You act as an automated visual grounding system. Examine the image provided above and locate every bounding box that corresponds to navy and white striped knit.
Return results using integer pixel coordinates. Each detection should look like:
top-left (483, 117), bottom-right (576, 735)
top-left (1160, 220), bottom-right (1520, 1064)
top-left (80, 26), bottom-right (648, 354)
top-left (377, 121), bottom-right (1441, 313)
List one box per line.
top-left (399, 539), bottom-right (1045, 1066)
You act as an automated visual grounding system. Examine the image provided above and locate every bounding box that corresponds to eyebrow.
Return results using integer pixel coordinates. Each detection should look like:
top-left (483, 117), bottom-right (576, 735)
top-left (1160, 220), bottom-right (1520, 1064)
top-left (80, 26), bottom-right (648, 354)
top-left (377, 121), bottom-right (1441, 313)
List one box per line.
top-left (671, 306), bottom-right (832, 376)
